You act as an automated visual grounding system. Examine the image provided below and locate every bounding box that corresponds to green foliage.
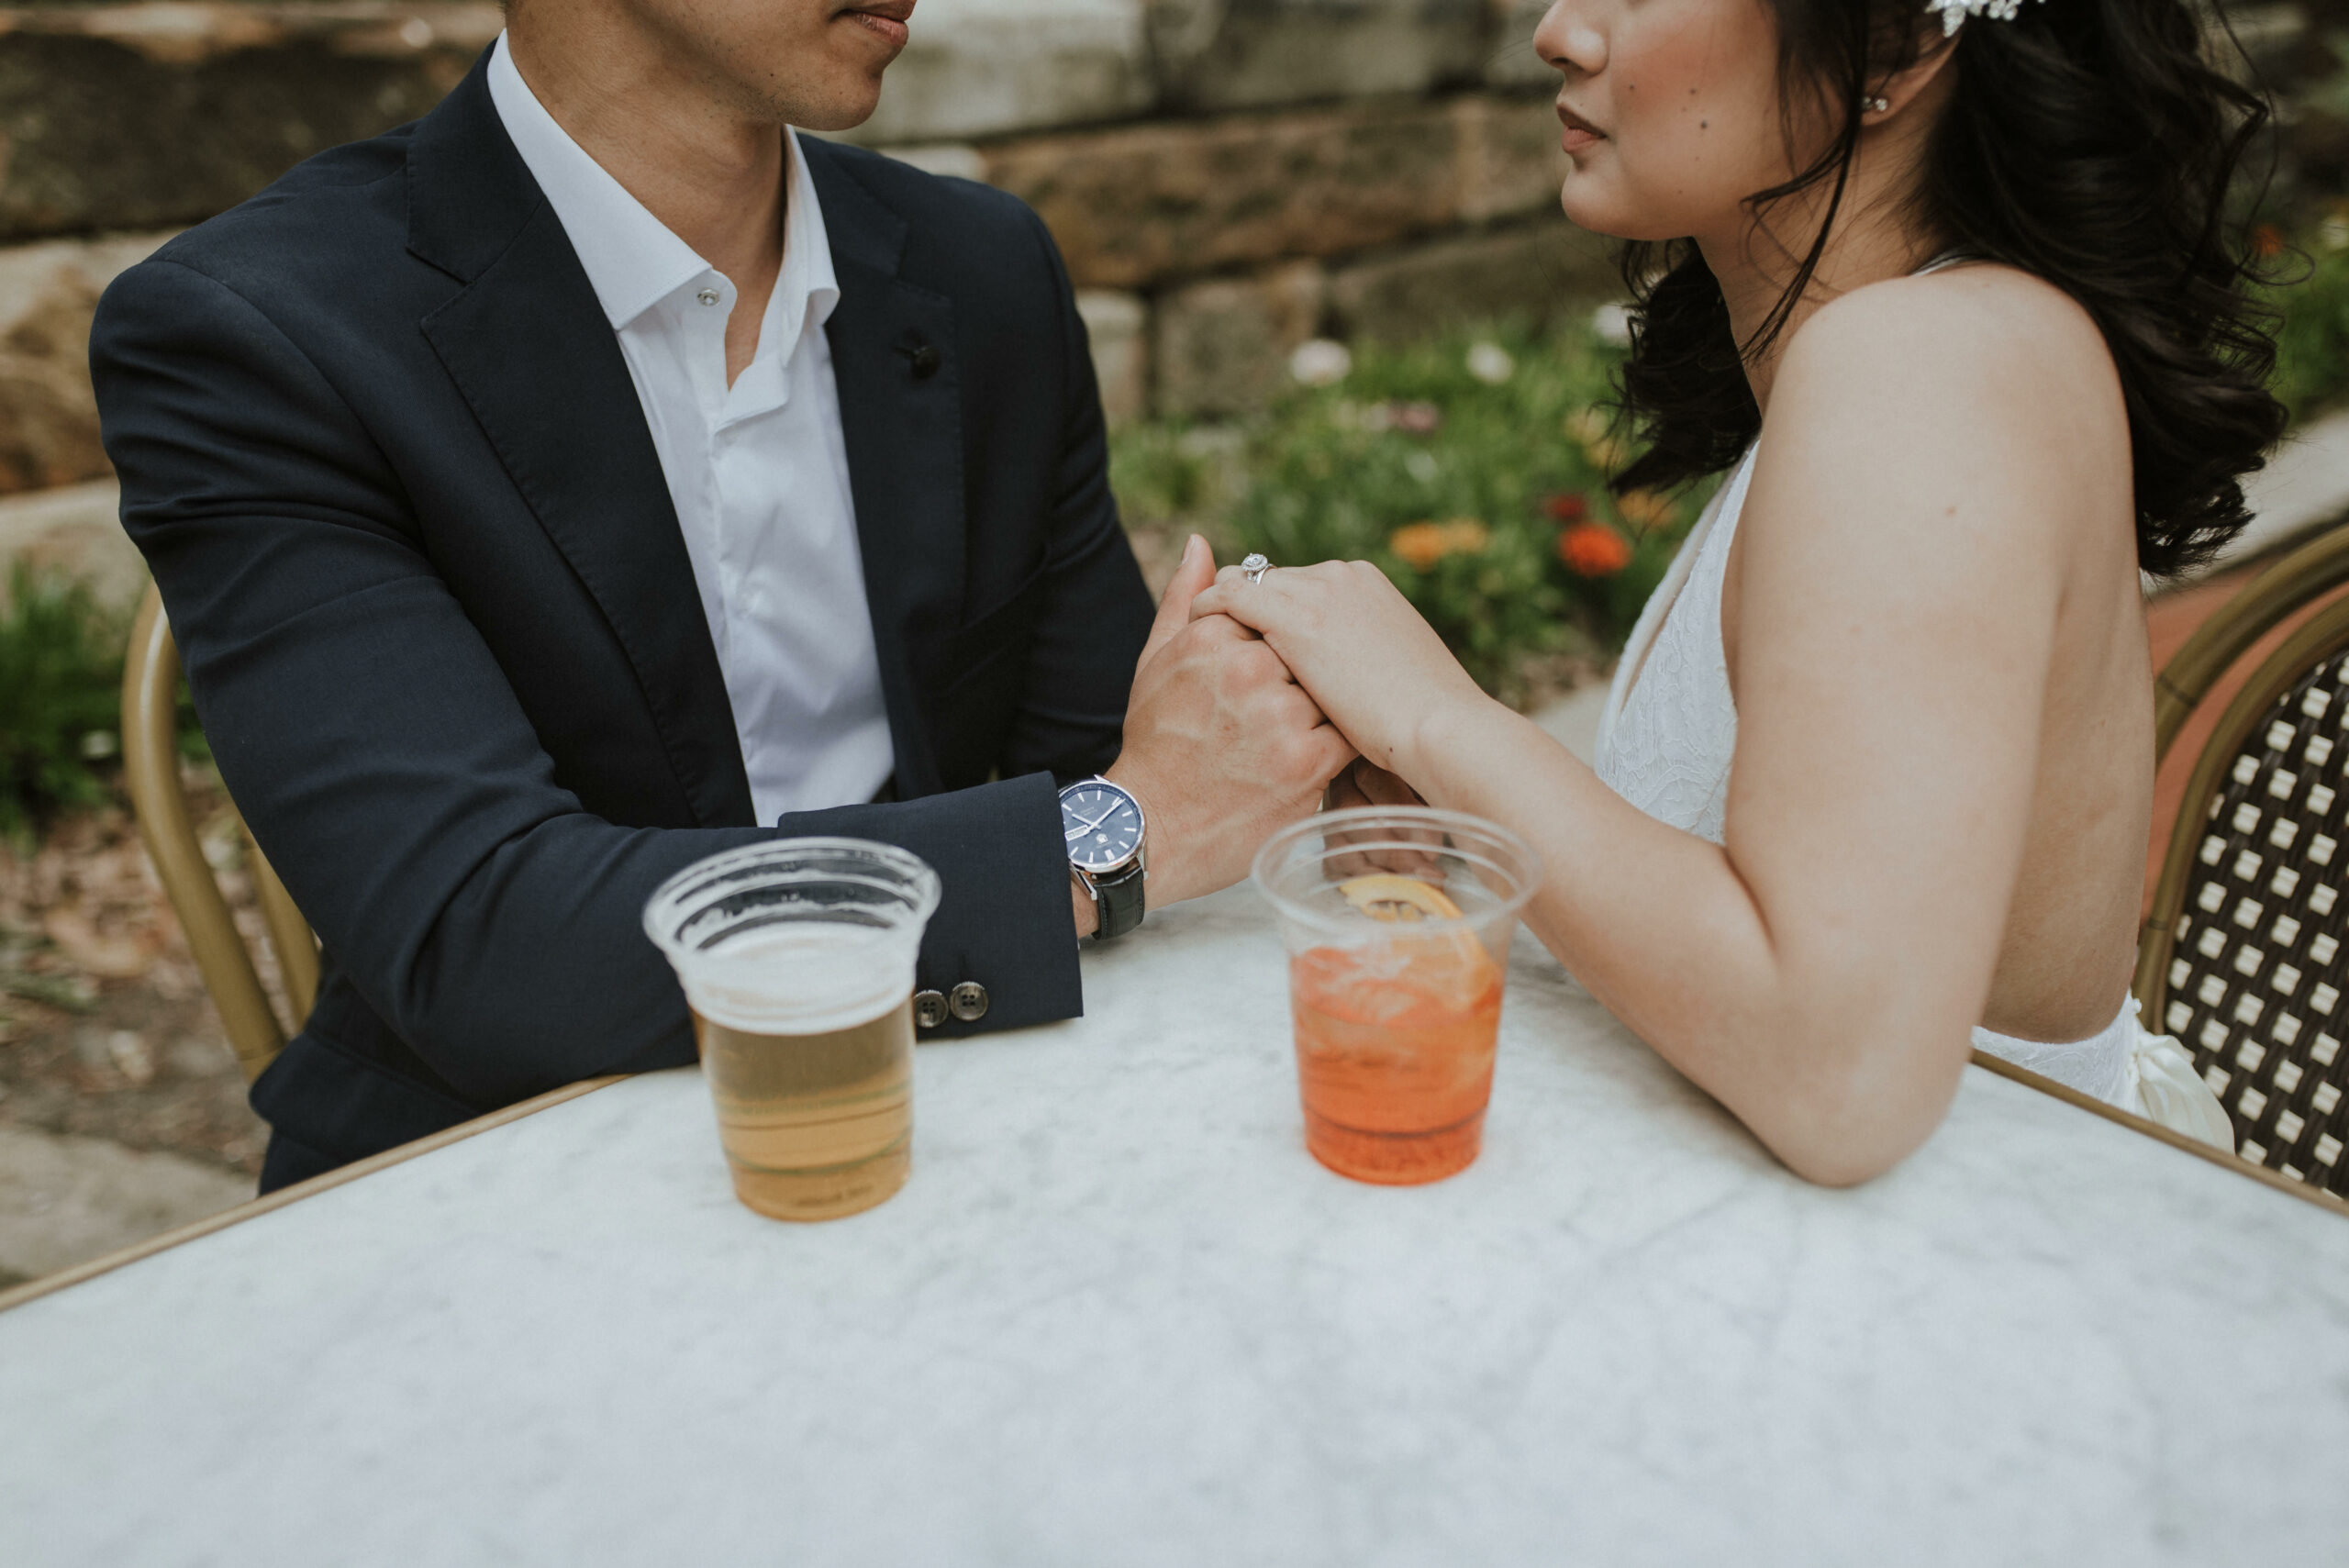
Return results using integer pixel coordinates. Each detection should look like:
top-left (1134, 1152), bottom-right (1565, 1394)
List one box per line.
top-left (2266, 219), bottom-right (2349, 419)
top-left (0, 564), bottom-right (128, 840)
top-left (1113, 319), bottom-right (1704, 697)
top-left (1115, 250), bottom-right (2349, 699)
top-left (0, 565), bottom-right (207, 844)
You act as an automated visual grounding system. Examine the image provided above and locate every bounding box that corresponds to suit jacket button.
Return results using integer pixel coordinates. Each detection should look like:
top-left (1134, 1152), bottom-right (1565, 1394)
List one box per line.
top-left (913, 989), bottom-right (949, 1029)
top-left (949, 981), bottom-right (989, 1022)
top-left (909, 342), bottom-right (941, 379)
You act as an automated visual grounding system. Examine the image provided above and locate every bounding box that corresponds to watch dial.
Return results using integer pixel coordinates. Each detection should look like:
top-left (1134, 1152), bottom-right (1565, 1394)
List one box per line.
top-left (1063, 784), bottom-right (1142, 873)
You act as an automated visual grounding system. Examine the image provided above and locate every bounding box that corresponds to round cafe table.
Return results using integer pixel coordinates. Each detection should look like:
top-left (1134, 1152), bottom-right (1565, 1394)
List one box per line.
top-left (3, 885), bottom-right (2346, 1565)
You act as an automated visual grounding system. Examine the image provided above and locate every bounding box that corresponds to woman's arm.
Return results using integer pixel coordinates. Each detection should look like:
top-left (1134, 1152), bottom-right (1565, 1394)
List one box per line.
top-left (1196, 272), bottom-right (2129, 1183)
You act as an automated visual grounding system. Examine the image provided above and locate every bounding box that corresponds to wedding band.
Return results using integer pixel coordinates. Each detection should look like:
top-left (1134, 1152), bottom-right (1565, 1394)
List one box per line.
top-left (1241, 552), bottom-right (1272, 585)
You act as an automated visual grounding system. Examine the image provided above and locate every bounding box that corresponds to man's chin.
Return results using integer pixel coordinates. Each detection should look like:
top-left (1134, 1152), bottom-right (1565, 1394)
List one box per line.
top-left (785, 68), bottom-right (891, 134)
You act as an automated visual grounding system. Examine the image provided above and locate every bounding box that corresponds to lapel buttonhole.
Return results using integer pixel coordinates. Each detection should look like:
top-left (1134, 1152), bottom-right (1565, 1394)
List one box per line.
top-left (895, 330), bottom-right (942, 381)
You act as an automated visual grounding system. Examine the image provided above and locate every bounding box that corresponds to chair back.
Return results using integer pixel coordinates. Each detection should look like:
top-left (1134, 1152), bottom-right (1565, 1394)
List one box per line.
top-left (2139, 524), bottom-right (2349, 1195)
top-left (120, 584), bottom-right (317, 1081)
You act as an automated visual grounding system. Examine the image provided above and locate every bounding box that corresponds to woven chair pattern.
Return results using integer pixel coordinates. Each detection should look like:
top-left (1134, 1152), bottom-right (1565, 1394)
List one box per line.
top-left (2160, 650), bottom-right (2349, 1193)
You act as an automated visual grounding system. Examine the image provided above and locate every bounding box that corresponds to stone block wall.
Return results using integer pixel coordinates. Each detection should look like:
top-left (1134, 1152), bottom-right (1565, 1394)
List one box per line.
top-left (0, 0), bottom-right (1614, 528)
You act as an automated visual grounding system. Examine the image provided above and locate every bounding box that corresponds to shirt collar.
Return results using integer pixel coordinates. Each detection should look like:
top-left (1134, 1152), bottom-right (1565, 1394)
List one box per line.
top-left (486, 32), bottom-right (838, 342)
top-left (770, 124), bottom-right (841, 352)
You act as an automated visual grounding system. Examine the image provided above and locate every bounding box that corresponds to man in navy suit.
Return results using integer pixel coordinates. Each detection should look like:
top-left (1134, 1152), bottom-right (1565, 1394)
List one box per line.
top-left (92, 0), bottom-right (1352, 1189)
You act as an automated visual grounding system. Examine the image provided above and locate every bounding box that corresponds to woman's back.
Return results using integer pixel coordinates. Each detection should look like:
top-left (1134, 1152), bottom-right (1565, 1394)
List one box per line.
top-left (1752, 265), bottom-right (2154, 1048)
top-left (1601, 263), bottom-right (2154, 1043)
top-left (1192, 0), bottom-right (2276, 1179)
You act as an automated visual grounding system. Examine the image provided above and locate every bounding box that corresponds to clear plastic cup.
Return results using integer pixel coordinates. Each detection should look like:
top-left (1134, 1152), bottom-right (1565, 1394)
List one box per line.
top-left (642, 840), bottom-right (941, 1221)
top-left (1252, 808), bottom-right (1542, 1184)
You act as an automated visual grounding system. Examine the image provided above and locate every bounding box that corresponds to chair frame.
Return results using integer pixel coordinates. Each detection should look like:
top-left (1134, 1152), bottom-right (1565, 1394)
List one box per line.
top-left (121, 584), bottom-right (317, 1081)
top-left (2137, 521), bottom-right (2349, 1012)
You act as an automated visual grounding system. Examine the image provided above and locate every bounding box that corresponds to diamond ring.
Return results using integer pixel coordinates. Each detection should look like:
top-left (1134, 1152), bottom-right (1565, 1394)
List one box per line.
top-left (1241, 552), bottom-right (1272, 585)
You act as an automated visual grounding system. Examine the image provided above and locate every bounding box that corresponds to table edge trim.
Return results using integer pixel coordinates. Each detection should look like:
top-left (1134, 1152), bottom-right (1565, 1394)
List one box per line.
top-left (0, 1074), bottom-right (628, 1316)
top-left (1968, 1049), bottom-right (2345, 1218)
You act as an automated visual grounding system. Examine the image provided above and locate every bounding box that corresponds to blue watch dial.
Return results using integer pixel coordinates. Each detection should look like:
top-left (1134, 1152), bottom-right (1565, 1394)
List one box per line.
top-left (1063, 783), bottom-right (1142, 873)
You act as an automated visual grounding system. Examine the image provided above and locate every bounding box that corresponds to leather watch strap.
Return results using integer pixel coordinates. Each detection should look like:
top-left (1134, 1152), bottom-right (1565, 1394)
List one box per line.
top-left (1090, 861), bottom-right (1146, 940)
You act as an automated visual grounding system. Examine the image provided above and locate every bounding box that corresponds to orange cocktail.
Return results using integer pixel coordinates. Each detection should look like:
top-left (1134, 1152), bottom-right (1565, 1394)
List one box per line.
top-left (1254, 811), bottom-right (1542, 1187)
top-left (1290, 928), bottom-right (1503, 1182)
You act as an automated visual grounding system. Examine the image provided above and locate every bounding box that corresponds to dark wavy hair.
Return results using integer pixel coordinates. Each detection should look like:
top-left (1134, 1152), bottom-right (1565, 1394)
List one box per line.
top-left (1610, 0), bottom-right (2288, 579)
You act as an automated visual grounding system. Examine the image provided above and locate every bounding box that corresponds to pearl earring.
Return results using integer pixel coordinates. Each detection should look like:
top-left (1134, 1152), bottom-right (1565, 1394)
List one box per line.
top-left (1865, 95), bottom-right (1890, 113)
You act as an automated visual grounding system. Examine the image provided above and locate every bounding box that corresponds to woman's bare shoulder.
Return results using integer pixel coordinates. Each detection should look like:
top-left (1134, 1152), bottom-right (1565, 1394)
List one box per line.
top-left (1778, 262), bottom-right (2121, 434)
top-left (1764, 264), bottom-right (2129, 548)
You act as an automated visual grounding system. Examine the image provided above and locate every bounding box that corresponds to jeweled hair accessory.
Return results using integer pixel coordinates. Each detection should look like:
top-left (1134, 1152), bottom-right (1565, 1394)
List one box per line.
top-left (1926, 0), bottom-right (2041, 36)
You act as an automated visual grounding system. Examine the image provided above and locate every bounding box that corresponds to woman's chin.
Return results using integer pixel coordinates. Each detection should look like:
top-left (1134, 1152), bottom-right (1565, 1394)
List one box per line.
top-left (1557, 184), bottom-right (1681, 246)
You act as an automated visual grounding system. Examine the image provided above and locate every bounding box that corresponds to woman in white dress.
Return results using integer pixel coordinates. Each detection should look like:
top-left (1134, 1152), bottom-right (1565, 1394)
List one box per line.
top-left (1194, 0), bottom-right (2274, 1179)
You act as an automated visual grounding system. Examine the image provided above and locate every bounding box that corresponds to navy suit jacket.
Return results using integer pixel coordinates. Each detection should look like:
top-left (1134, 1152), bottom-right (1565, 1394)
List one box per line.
top-left (90, 59), bottom-right (1153, 1186)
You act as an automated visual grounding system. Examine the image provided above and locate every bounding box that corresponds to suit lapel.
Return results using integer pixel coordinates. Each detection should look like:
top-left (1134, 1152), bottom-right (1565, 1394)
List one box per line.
top-left (807, 144), bottom-right (965, 801)
top-left (406, 61), bottom-right (756, 828)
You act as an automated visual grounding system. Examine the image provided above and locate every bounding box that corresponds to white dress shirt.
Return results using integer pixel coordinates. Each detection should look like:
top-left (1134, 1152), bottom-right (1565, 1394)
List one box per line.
top-left (487, 35), bottom-right (896, 823)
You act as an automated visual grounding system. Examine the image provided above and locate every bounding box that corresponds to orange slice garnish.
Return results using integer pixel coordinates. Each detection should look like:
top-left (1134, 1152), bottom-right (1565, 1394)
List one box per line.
top-left (1338, 874), bottom-right (1465, 922)
top-left (1335, 874), bottom-right (1492, 979)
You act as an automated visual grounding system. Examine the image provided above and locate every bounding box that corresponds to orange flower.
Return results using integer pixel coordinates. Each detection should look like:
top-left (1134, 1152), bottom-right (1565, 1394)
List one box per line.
top-left (1390, 522), bottom-right (1447, 572)
top-left (1558, 520), bottom-right (1632, 577)
top-left (2253, 222), bottom-right (2287, 260)
top-left (1388, 517), bottom-right (1490, 572)
top-left (1564, 406), bottom-right (1613, 446)
top-left (1438, 517), bottom-right (1490, 554)
top-left (1615, 489), bottom-right (1675, 530)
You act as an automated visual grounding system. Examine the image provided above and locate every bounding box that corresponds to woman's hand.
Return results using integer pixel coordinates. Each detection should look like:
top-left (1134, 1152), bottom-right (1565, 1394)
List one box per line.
top-left (1189, 560), bottom-right (1493, 781)
top-left (1106, 537), bottom-right (1358, 915)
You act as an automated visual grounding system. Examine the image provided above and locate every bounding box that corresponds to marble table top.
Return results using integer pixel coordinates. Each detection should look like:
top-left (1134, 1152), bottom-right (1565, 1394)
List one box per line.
top-left (5, 884), bottom-right (2348, 1566)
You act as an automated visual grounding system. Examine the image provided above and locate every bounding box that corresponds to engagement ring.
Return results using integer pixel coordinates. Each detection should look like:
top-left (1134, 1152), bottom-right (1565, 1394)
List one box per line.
top-left (1241, 552), bottom-right (1272, 585)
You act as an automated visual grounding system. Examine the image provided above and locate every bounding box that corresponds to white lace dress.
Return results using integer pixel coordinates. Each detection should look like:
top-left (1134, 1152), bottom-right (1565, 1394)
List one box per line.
top-left (1593, 446), bottom-right (2235, 1150)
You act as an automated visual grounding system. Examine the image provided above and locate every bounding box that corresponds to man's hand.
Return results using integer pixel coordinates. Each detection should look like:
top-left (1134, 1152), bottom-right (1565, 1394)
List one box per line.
top-left (1317, 758), bottom-right (1447, 882)
top-left (1088, 536), bottom-right (1354, 925)
top-left (1325, 757), bottom-right (1423, 815)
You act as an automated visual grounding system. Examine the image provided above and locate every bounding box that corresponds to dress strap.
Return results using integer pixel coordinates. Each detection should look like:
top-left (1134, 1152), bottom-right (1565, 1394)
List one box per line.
top-left (1912, 249), bottom-right (1982, 277)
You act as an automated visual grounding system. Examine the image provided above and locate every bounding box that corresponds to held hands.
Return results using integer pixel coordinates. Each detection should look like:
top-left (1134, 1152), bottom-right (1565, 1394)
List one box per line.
top-left (1105, 537), bottom-right (1357, 909)
top-left (1189, 559), bottom-right (1490, 784)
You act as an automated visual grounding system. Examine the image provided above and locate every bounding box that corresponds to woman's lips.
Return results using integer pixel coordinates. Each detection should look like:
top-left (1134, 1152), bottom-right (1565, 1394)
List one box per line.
top-left (1558, 103), bottom-right (1605, 155)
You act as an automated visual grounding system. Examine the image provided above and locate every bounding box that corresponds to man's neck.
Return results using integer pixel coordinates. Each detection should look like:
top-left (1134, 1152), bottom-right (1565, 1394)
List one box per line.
top-left (507, 19), bottom-right (785, 382)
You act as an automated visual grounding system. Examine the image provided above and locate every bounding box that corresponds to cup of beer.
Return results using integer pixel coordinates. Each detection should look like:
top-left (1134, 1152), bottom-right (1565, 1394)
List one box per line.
top-left (643, 839), bottom-right (940, 1221)
top-left (1252, 808), bottom-right (1541, 1184)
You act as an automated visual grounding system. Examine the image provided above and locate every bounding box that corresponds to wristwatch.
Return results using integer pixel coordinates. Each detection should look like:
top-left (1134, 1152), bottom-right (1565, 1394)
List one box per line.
top-left (1061, 775), bottom-right (1147, 940)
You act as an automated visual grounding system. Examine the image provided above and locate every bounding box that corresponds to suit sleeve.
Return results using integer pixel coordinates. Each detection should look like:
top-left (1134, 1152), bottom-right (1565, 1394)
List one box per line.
top-left (93, 257), bottom-right (1085, 1107)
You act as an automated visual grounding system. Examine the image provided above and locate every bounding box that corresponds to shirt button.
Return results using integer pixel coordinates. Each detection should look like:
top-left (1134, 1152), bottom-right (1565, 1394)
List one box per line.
top-left (696, 288), bottom-right (720, 306)
top-left (949, 982), bottom-right (990, 1023)
top-left (913, 990), bottom-right (948, 1029)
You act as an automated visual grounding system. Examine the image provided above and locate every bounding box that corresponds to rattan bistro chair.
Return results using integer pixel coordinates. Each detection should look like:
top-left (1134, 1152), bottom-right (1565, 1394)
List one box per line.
top-left (2137, 523), bottom-right (2349, 1196)
top-left (121, 583), bottom-right (317, 1081)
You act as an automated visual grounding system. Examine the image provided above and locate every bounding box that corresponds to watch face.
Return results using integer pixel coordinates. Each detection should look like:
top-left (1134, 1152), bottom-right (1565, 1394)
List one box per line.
top-left (1063, 782), bottom-right (1143, 873)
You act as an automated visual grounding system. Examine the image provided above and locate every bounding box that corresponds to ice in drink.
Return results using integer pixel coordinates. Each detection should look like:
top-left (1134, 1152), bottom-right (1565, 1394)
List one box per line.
top-left (1254, 815), bottom-right (1540, 1188)
top-left (1290, 918), bottom-right (1503, 1184)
